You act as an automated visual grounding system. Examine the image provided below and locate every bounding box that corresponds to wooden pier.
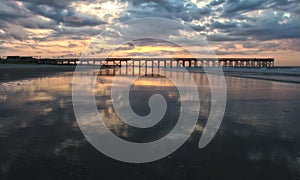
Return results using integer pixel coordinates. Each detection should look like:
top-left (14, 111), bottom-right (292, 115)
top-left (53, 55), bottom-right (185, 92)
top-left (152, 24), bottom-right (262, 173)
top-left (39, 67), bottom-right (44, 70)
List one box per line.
top-left (37, 58), bottom-right (274, 67)
top-left (1, 57), bottom-right (275, 68)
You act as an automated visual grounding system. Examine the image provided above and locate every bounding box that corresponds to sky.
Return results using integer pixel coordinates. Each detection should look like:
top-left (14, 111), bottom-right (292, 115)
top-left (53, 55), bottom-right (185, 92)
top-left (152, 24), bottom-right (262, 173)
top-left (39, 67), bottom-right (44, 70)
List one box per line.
top-left (0, 0), bottom-right (299, 66)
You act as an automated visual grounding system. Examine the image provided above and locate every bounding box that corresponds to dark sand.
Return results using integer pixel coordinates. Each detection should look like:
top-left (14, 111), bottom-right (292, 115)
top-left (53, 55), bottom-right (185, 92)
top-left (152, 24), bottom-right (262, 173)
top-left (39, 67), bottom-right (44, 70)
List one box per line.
top-left (188, 67), bottom-right (300, 84)
top-left (0, 65), bottom-right (300, 180)
top-left (1, 64), bottom-right (299, 84)
top-left (0, 64), bottom-right (76, 82)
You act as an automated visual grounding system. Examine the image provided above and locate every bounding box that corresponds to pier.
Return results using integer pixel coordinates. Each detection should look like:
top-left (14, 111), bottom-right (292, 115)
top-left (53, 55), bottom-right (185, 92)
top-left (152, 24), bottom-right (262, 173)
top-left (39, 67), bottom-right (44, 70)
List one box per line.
top-left (1, 57), bottom-right (275, 68)
top-left (41, 58), bottom-right (275, 68)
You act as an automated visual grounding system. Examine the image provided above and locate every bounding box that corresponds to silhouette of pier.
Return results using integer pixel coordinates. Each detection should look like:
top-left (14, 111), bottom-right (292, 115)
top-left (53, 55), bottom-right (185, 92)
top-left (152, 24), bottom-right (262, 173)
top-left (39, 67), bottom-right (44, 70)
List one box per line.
top-left (1, 57), bottom-right (275, 68)
top-left (38, 58), bottom-right (274, 67)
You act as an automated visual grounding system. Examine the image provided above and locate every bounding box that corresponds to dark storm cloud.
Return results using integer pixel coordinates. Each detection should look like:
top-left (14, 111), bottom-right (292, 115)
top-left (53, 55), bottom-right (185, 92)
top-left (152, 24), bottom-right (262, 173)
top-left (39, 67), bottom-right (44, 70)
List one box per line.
top-left (210, 21), bottom-right (237, 29)
top-left (119, 0), bottom-right (300, 45)
top-left (23, 1), bottom-right (106, 27)
top-left (0, 0), bottom-right (107, 41)
top-left (24, 3), bottom-right (72, 24)
top-left (20, 0), bottom-right (72, 8)
top-left (227, 10), bottom-right (300, 40)
top-left (19, 16), bottom-right (58, 29)
top-left (207, 34), bottom-right (247, 41)
top-left (223, 0), bottom-right (266, 14)
top-left (221, 0), bottom-right (300, 17)
top-left (242, 41), bottom-right (282, 51)
top-left (0, 1), bottom-right (53, 40)
top-left (122, 0), bottom-right (167, 6)
top-left (204, 0), bottom-right (300, 42)
top-left (63, 14), bottom-right (106, 27)
top-left (190, 24), bottom-right (206, 32)
top-left (117, 42), bottom-right (135, 50)
top-left (0, 2), bottom-right (27, 21)
top-left (131, 38), bottom-right (181, 47)
top-left (190, 25), bottom-right (206, 31)
top-left (0, 32), bottom-right (10, 43)
top-left (120, 0), bottom-right (211, 22)
top-left (230, 24), bottom-right (300, 40)
top-left (269, 0), bottom-right (300, 12)
top-left (50, 26), bottom-right (100, 39)
top-left (209, 0), bottom-right (225, 6)
top-left (0, 10), bottom-right (55, 39)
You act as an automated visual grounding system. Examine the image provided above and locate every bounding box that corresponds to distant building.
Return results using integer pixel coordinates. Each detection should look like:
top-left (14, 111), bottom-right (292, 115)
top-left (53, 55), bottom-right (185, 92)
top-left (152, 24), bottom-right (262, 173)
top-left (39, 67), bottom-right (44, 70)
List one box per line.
top-left (20, 56), bottom-right (36, 62)
top-left (6, 56), bottom-right (21, 60)
top-left (5, 56), bottom-right (37, 63)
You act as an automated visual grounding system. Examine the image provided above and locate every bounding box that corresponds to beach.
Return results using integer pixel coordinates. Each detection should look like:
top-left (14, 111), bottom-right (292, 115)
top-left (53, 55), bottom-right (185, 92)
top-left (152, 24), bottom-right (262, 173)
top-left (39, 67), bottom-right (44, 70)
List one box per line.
top-left (188, 66), bottom-right (300, 84)
top-left (0, 64), bottom-right (76, 83)
top-left (0, 64), bottom-right (300, 179)
top-left (1, 64), bottom-right (300, 84)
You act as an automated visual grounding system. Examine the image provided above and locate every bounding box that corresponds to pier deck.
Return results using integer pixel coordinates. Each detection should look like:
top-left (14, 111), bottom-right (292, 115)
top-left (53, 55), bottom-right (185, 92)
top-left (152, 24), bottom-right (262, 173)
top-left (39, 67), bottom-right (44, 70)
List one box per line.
top-left (35, 58), bottom-right (275, 68)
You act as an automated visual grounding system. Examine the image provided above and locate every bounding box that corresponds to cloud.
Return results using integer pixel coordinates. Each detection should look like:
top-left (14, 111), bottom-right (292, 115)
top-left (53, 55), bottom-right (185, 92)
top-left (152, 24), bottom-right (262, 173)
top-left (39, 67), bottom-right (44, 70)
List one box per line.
top-left (209, 0), bottom-right (225, 6)
top-left (120, 0), bottom-right (211, 21)
top-left (0, 1), bottom-right (29, 19)
top-left (4, 24), bottom-right (30, 41)
top-left (227, 9), bottom-right (300, 40)
top-left (21, 0), bottom-right (72, 9)
top-left (210, 21), bottom-right (238, 29)
top-left (23, 1), bottom-right (106, 27)
top-left (207, 34), bottom-right (247, 41)
top-left (68, 42), bottom-right (78, 48)
top-left (190, 24), bottom-right (206, 31)
top-left (223, 0), bottom-right (266, 14)
top-left (49, 26), bottom-right (101, 40)
top-left (18, 16), bottom-right (57, 29)
top-left (0, 0), bottom-right (298, 64)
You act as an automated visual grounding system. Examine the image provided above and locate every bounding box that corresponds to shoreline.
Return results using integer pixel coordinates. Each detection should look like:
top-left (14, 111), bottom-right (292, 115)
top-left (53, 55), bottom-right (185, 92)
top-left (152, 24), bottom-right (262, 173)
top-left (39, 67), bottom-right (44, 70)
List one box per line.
top-left (0, 64), bottom-right (76, 83)
top-left (222, 73), bottom-right (300, 85)
top-left (189, 67), bottom-right (300, 84)
top-left (0, 64), bottom-right (299, 84)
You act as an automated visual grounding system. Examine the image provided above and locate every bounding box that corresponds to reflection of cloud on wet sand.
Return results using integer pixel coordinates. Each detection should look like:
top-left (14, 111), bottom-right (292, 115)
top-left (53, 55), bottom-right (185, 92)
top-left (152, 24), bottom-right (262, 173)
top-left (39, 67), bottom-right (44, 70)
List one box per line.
top-left (29, 92), bottom-right (55, 102)
top-left (0, 67), bottom-right (300, 178)
top-left (54, 139), bottom-right (88, 156)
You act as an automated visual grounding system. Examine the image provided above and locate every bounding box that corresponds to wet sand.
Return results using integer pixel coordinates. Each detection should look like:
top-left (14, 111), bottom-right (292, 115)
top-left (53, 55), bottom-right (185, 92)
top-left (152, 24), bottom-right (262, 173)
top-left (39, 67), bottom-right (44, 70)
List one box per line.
top-left (189, 67), bottom-right (300, 84)
top-left (1, 64), bottom-right (300, 84)
top-left (0, 65), bottom-right (300, 180)
top-left (0, 64), bottom-right (76, 83)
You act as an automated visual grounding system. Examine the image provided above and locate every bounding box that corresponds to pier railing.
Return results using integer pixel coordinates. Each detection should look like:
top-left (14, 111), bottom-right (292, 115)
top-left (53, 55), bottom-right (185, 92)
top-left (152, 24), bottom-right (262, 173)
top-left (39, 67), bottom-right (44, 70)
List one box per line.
top-left (1, 57), bottom-right (275, 68)
top-left (38, 58), bottom-right (275, 68)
